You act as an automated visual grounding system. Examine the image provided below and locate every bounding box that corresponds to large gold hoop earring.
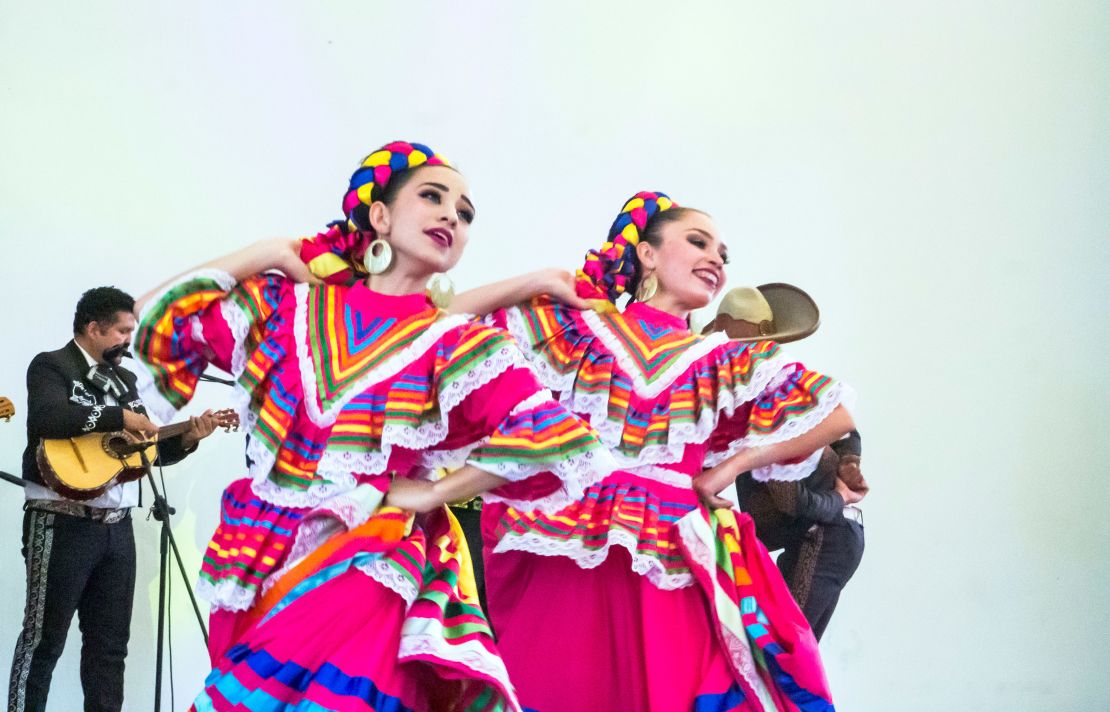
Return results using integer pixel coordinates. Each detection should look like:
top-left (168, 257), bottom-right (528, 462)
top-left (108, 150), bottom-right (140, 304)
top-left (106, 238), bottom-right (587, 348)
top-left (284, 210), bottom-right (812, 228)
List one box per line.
top-left (364, 239), bottom-right (394, 275)
top-left (426, 273), bottom-right (455, 309)
top-left (635, 273), bottom-right (658, 302)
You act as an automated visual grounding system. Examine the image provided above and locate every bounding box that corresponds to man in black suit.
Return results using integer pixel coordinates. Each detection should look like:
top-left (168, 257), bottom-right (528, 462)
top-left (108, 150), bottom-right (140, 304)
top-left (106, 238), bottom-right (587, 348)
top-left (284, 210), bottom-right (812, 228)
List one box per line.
top-left (7, 287), bottom-right (218, 712)
top-left (735, 435), bottom-right (867, 640)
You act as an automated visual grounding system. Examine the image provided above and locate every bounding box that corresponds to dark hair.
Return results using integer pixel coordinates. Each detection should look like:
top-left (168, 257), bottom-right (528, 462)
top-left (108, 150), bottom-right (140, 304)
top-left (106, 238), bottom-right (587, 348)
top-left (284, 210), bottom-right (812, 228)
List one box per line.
top-left (631, 207), bottom-right (709, 292)
top-left (73, 286), bottom-right (135, 335)
top-left (376, 164), bottom-right (426, 207)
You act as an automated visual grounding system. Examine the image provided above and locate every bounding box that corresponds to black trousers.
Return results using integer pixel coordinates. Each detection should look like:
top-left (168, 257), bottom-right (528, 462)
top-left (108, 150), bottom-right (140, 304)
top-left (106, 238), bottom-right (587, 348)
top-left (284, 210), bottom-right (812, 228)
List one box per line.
top-left (7, 509), bottom-right (136, 712)
top-left (776, 519), bottom-right (865, 641)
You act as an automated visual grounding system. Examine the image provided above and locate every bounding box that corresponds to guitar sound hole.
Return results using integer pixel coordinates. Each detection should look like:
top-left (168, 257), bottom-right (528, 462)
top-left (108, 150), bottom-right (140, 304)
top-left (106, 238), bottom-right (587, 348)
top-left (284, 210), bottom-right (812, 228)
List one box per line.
top-left (105, 435), bottom-right (132, 459)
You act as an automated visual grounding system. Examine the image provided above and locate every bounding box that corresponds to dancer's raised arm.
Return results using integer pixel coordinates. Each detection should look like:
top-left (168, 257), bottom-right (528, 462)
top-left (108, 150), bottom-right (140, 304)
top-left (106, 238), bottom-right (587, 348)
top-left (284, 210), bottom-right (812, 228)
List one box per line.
top-left (134, 237), bottom-right (319, 316)
top-left (451, 268), bottom-right (591, 315)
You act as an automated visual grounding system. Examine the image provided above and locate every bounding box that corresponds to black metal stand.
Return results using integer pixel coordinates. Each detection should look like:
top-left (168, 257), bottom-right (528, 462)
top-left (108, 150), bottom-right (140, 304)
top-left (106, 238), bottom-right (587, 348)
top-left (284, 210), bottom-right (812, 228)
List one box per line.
top-left (139, 450), bottom-right (208, 712)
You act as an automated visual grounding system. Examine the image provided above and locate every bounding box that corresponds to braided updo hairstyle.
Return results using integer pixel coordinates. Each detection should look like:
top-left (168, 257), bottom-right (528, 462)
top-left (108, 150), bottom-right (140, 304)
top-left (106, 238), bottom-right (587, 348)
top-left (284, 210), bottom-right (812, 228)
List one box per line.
top-left (300, 141), bottom-right (451, 285)
top-left (575, 191), bottom-right (703, 309)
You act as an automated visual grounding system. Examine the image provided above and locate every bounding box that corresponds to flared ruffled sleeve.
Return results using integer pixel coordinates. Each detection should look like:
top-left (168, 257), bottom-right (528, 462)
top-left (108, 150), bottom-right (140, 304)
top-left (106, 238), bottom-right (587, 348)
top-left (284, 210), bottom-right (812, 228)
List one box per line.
top-left (134, 268), bottom-right (291, 422)
top-left (704, 343), bottom-right (850, 482)
top-left (486, 297), bottom-right (587, 393)
top-left (427, 320), bottom-right (615, 512)
top-left (491, 298), bottom-right (851, 481)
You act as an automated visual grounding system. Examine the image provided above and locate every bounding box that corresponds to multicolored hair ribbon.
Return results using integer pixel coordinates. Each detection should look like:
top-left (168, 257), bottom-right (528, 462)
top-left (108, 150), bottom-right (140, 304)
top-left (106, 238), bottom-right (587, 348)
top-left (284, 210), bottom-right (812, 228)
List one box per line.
top-left (299, 141), bottom-right (450, 285)
top-left (575, 191), bottom-right (677, 308)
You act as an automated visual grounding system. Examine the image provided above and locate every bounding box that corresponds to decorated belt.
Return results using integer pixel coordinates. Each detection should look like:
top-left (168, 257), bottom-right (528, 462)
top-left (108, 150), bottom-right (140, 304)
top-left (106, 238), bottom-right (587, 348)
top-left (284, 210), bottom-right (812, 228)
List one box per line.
top-left (26, 499), bottom-right (131, 524)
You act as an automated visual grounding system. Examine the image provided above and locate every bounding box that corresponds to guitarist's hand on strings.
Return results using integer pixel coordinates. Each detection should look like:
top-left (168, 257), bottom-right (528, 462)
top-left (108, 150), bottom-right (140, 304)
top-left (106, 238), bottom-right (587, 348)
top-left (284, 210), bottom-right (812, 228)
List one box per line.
top-left (122, 410), bottom-right (159, 441)
top-left (180, 409), bottom-right (219, 450)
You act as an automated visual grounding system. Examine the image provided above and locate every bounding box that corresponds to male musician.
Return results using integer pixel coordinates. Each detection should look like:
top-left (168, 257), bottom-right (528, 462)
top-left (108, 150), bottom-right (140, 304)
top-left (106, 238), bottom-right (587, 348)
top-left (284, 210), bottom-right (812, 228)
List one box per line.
top-left (705, 284), bottom-right (869, 641)
top-left (8, 287), bottom-right (218, 712)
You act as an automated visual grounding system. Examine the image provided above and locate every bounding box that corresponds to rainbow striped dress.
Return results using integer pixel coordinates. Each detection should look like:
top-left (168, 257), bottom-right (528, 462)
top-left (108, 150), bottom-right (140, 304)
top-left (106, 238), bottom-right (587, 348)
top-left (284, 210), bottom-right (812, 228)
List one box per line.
top-left (135, 271), bottom-right (613, 712)
top-left (482, 297), bottom-right (848, 712)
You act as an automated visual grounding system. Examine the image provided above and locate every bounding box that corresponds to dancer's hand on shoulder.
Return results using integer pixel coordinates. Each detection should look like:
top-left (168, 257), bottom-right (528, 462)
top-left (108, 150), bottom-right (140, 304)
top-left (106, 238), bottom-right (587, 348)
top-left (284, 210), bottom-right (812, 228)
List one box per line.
top-left (384, 477), bottom-right (441, 513)
top-left (250, 238), bottom-right (322, 285)
top-left (533, 268), bottom-right (591, 310)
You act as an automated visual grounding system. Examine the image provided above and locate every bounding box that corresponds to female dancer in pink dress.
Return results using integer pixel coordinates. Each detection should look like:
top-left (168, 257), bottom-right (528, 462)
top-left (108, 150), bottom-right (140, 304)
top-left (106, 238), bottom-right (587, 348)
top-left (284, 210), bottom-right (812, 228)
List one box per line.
top-left (133, 142), bottom-right (614, 711)
top-left (464, 192), bottom-right (855, 711)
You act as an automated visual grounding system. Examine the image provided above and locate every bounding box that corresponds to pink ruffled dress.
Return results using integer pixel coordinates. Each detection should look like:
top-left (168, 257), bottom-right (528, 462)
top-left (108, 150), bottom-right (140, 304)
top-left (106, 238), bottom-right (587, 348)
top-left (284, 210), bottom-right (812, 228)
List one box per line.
top-left (482, 297), bottom-right (850, 712)
top-left (136, 271), bottom-right (613, 712)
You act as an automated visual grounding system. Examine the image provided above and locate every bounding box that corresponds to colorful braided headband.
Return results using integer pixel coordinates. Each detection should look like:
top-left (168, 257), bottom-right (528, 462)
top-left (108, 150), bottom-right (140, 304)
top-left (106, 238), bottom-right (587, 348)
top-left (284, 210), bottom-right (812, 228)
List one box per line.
top-left (300, 141), bottom-right (450, 285)
top-left (575, 191), bottom-right (677, 306)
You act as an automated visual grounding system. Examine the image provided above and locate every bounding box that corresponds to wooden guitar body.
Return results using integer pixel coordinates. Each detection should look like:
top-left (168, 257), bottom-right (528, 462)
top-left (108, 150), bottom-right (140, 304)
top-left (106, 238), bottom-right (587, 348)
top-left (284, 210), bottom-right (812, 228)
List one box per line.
top-left (36, 408), bottom-right (238, 501)
top-left (37, 433), bottom-right (157, 501)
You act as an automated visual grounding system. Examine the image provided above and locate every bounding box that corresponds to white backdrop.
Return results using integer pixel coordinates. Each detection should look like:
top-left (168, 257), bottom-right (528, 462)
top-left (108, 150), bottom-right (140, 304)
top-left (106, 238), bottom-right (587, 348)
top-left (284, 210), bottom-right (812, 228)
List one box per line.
top-left (1, 2), bottom-right (1108, 710)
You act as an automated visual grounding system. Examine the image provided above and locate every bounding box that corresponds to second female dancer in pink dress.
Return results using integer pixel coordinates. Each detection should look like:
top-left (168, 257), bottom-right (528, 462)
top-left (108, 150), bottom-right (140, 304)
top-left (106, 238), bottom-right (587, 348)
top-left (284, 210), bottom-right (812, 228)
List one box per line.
top-left (132, 142), bottom-right (614, 711)
top-left (463, 192), bottom-right (855, 711)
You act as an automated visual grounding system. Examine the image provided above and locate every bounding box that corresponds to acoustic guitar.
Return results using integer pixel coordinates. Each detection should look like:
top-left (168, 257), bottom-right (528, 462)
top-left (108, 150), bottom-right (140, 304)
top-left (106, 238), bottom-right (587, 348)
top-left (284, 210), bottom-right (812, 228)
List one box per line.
top-left (37, 409), bottom-right (239, 500)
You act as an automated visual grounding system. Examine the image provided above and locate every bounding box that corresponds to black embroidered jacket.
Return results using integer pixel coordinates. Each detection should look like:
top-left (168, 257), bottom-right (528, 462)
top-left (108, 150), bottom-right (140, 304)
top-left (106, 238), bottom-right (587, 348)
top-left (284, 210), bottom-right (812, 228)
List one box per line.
top-left (20, 340), bottom-right (190, 489)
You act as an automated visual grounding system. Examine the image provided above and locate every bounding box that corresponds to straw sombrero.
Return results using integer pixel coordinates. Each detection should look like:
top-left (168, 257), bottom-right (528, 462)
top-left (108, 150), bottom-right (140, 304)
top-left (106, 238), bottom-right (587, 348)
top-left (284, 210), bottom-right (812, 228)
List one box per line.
top-left (703, 282), bottom-right (820, 344)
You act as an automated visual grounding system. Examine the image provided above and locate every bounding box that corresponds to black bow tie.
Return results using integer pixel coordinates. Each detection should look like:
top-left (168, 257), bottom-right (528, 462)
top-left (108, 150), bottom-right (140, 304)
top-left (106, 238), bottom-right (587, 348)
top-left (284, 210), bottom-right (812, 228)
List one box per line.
top-left (87, 364), bottom-right (125, 398)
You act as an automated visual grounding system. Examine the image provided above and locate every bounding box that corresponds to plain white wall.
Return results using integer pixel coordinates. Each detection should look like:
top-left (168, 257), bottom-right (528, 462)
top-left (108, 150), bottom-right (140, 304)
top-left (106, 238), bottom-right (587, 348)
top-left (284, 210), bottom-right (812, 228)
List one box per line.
top-left (1, 2), bottom-right (1107, 710)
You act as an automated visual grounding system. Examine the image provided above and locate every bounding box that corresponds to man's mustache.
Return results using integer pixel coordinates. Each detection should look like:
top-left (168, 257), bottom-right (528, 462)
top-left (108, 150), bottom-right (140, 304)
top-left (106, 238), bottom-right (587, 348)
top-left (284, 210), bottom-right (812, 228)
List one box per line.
top-left (102, 344), bottom-right (132, 363)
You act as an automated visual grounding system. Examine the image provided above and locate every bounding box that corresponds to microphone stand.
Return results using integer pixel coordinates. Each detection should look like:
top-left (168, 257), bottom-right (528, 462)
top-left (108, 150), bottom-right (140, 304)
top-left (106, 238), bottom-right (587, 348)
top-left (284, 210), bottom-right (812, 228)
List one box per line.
top-left (139, 448), bottom-right (209, 712)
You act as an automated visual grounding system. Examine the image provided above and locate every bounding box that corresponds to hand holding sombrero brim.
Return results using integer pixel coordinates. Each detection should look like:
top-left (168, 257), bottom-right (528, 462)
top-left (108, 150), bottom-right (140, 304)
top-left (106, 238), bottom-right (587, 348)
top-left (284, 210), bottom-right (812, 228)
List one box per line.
top-left (703, 282), bottom-right (821, 344)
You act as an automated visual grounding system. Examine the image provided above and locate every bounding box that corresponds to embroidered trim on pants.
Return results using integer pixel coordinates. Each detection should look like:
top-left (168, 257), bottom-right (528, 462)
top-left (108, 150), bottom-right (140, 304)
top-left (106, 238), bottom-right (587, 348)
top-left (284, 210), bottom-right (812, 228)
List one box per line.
top-left (8, 511), bottom-right (54, 712)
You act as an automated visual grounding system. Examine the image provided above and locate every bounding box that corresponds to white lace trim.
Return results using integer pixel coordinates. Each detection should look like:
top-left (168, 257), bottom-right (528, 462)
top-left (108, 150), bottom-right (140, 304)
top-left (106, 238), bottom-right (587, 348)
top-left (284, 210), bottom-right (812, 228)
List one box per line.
top-left (259, 342), bottom-right (535, 507)
top-left (189, 313), bottom-right (208, 347)
top-left (219, 298), bottom-right (253, 378)
top-left (415, 390), bottom-right (553, 472)
top-left (624, 465), bottom-right (693, 489)
top-left (196, 576), bottom-right (258, 613)
top-left (762, 365), bottom-right (794, 394)
top-left (582, 309), bottom-right (731, 398)
top-left (260, 483), bottom-right (393, 601)
top-left (438, 338), bottom-right (533, 416)
top-left (241, 284), bottom-right (538, 508)
top-left (703, 381), bottom-right (853, 469)
top-left (478, 447), bottom-right (614, 512)
top-left (421, 440), bottom-right (488, 470)
top-left (260, 516), bottom-right (347, 597)
top-left (491, 527), bottom-right (695, 591)
top-left (675, 510), bottom-right (774, 709)
top-left (294, 281), bottom-right (470, 427)
top-left (133, 363), bottom-right (177, 424)
top-left (750, 448), bottom-right (824, 484)
top-left (506, 306), bottom-right (805, 469)
top-left (502, 306), bottom-right (579, 394)
top-left (508, 389), bottom-right (555, 415)
top-left (590, 352), bottom-right (790, 468)
top-left (398, 618), bottom-right (521, 712)
top-left (356, 558), bottom-right (420, 607)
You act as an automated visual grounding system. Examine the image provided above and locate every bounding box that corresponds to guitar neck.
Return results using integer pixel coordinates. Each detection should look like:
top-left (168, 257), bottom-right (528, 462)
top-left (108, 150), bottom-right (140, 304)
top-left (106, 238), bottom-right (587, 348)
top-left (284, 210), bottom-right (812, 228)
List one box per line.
top-left (157, 421), bottom-right (195, 440)
top-left (150, 409), bottom-right (237, 440)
